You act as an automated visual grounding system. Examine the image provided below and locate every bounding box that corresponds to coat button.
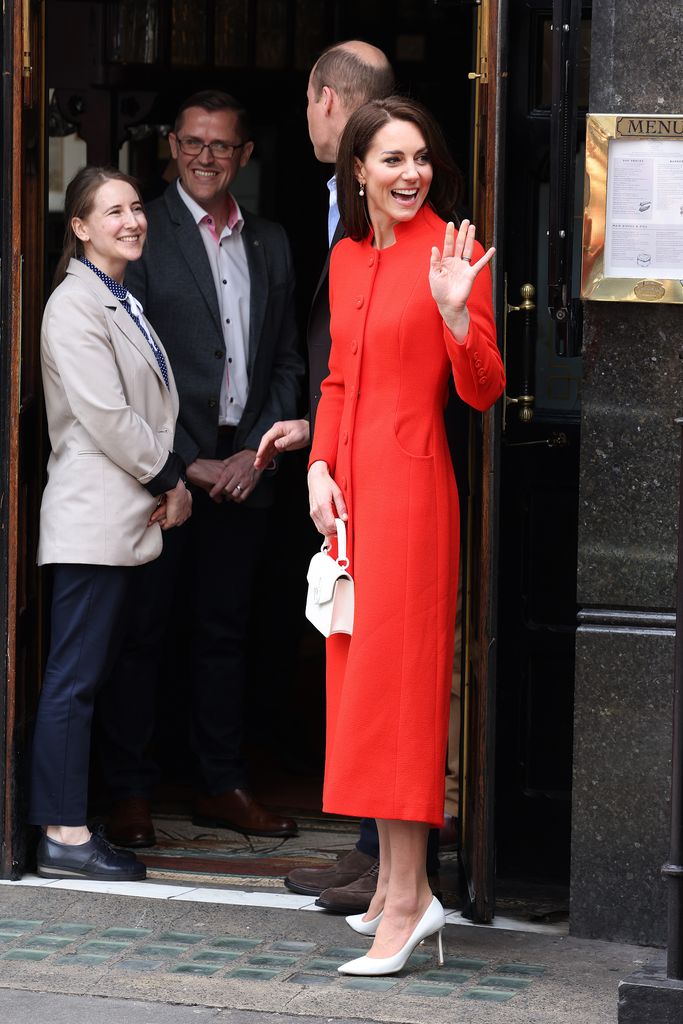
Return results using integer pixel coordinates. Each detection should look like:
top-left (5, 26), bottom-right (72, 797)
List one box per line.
top-left (208, 399), bottom-right (217, 408)
top-left (215, 350), bottom-right (223, 359)
top-left (474, 358), bottom-right (482, 368)
top-left (351, 340), bottom-right (358, 354)
top-left (368, 256), bottom-right (375, 267)
top-left (355, 296), bottom-right (364, 308)
top-left (480, 375), bottom-right (488, 384)
top-left (343, 432), bottom-right (349, 445)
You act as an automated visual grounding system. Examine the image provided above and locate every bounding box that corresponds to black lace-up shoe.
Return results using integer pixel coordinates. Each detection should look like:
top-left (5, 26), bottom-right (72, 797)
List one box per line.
top-left (36, 831), bottom-right (146, 881)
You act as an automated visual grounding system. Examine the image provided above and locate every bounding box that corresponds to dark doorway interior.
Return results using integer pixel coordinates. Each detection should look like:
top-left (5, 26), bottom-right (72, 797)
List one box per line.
top-left (45, 0), bottom-right (478, 820)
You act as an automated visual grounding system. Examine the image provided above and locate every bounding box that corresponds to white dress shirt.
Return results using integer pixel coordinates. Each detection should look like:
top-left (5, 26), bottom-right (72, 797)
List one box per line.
top-left (177, 180), bottom-right (250, 426)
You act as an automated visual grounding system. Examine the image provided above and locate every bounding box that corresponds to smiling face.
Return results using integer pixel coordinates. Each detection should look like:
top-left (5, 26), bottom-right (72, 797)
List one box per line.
top-left (169, 106), bottom-right (253, 216)
top-left (354, 118), bottom-right (433, 246)
top-left (72, 179), bottom-right (147, 282)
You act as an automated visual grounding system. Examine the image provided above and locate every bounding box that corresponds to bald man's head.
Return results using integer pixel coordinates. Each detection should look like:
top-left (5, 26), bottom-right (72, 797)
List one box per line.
top-left (306, 40), bottom-right (394, 162)
top-left (310, 40), bottom-right (394, 115)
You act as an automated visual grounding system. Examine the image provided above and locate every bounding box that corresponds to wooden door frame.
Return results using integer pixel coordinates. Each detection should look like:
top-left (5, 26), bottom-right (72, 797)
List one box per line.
top-left (460, 0), bottom-right (509, 923)
top-left (1, 0), bottom-right (45, 879)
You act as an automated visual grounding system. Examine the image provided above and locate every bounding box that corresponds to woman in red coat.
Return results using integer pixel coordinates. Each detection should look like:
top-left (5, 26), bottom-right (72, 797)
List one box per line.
top-left (308, 97), bottom-right (505, 976)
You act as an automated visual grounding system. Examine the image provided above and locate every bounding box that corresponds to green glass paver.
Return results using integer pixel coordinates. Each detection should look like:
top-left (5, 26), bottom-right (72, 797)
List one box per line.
top-left (0, 933), bottom-right (19, 943)
top-left (137, 944), bottom-right (188, 957)
top-left (341, 978), bottom-right (397, 992)
top-left (421, 969), bottom-right (472, 984)
top-left (444, 957), bottom-right (488, 970)
top-left (192, 950), bottom-right (241, 964)
top-left (1, 949), bottom-right (50, 961)
top-left (81, 940), bottom-right (130, 953)
top-left (404, 982), bottom-right (457, 998)
top-left (497, 962), bottom-right (547, 976)
top-left (271, 940), bottom-right (316, 953)
top-left (286, 972), bottom-right (334, 986)
top-left (101, 927), bottom-right (152, 939)
top-left (463, 988), bottom-right (517, 1002)
top-left (209, 937), bottom-right (262, 950)
top-left (323, 946), bottom-right (369, 958)
top-left (23, 935), bottom-right (73, 950)
top-left (172, 964), bottom-right (220, 976)
top-left (247, 955), bottom-right (298, 968)
top-left (307, 958), bottom-right (346, 971)
top-left (0, 919), bottom-right (43, 933)
top-left (157, 931), bottom-right (205, 945)
top-left (116, 958), bottom-right (164, 972)
top-left (56, 954), bottom-right (109, 967)
top-left (44, 924), bottom-right (94, 937)
top-left (480, 975), bottom-right (531, 990)
top-left (229, 967), bottom-right (279, 981)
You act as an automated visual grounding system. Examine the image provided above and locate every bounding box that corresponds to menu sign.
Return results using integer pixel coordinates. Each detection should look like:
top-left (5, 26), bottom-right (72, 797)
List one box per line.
top-left (604, 138), bottom-right (683, 280)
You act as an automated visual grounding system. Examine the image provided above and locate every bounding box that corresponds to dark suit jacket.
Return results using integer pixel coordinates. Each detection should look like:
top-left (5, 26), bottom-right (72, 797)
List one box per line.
top-left (126, 182), bottom-right (304, 506)
top-left (307, 219), bottom-right (345, 431)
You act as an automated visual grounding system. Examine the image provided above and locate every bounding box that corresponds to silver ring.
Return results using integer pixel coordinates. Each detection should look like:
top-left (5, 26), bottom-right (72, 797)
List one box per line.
top-left (235, 484), bottom-right (242, 493)
top-left (462, 255), bottom-right (471, 263)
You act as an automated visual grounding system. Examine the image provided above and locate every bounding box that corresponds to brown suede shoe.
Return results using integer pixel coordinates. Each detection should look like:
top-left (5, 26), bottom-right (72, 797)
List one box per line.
top-left (315, 860), bottom-right (380, 914)
top-left (106, 797), bottom-right (156, 849)
top-left (315, 863), bottom-right (442, 914)
top-left (284, 848), bottom-right (377, 897)
top-left (193, 789), bottom-right (298, 838)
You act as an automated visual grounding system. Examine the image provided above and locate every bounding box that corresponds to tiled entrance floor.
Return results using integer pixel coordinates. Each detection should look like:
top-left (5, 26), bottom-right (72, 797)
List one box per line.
top-left (0, 916), bottom-right (544, 1003)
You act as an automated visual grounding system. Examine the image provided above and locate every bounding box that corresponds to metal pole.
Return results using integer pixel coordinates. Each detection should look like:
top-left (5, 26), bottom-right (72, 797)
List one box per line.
top-left (663, 417), bottom-right (683, 979)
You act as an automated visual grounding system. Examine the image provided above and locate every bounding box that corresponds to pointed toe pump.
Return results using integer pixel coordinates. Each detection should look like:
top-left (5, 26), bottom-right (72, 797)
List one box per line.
top-left (338, 895), bottom-right (445, 976)
top-left (345, 910), bottom-right (383, 936)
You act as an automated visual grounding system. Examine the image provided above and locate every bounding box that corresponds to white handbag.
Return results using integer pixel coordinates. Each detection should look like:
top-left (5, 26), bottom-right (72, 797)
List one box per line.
top-left (305, 518), bottom-right (355, 637)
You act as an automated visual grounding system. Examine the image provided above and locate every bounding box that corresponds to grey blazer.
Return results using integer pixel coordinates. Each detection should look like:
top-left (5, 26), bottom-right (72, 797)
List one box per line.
top-left (38, 259), bottom-right (181, 567)
top-left (125, 183), bottom-right (304, 506)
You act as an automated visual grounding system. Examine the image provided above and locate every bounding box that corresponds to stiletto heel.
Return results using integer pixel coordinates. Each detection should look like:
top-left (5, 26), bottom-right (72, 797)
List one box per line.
top-left (338, 895), bottom-right (446, 976)
top-left (436, 927), bottom-right (444, 965)
top-left (346, 910), bottom-right (383, 936)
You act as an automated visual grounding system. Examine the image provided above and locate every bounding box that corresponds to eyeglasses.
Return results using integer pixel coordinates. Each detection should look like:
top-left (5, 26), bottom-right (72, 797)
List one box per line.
top-left (174, 136), bottom-right (248, 159)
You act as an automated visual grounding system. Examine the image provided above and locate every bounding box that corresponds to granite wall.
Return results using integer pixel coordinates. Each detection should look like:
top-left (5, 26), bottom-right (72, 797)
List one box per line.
top-left (570, 1), bottom-right (683, 945)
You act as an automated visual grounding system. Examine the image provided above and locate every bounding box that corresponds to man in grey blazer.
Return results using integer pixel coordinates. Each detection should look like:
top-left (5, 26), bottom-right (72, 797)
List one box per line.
top-left (100, 90), bottom-right (304, 844)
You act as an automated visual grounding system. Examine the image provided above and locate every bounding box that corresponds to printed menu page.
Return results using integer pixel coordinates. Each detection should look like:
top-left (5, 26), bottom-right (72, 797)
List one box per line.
top-left (604, 137), bottom-right (683, 279)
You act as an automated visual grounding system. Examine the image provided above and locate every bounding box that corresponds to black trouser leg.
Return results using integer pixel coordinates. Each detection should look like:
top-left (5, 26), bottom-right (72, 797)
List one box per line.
top-left (97, 525), bottom-right (188, 798)
top-left (188, 488), bottom-right (268, 794)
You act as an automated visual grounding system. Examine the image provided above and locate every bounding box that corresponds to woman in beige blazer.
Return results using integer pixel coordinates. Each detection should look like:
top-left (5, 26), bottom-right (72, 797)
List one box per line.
top-left (29, 166), bottom-right (192, 882)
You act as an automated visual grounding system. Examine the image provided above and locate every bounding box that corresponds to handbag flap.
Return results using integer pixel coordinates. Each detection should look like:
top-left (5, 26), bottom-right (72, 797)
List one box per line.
top-left (306, 550), bottom-right (351, 604)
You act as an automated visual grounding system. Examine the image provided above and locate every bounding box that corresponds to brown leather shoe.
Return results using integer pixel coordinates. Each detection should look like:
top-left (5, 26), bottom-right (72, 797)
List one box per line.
top-left (193, 789), bottom-right (298, 838)
top-left (316, 863), bottom-right (442, 914)
top-left (284, 848), bottom-right (377, 897)
top-left (106, 797), bottom-right (156, 849)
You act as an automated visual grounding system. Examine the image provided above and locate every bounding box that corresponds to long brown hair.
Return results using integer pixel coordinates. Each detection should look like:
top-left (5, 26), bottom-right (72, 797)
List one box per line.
top-left (53, 166), bottom-right (144, 289)
top-left (336, 96), bottom-right (463, 242)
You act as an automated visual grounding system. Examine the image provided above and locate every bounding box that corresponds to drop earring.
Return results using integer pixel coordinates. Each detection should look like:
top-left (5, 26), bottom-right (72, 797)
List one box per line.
top-left (358, 182), bottom-right (365, 197)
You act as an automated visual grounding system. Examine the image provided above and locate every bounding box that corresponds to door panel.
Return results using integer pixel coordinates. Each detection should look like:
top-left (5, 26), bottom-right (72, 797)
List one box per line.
top-left (0, 0), bottom-right (45, 878)
top-left (459, 0), bottom-right (508, 924)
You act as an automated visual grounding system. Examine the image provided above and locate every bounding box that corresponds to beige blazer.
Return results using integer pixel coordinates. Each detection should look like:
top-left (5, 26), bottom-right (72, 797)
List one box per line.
top-left (38, 258), bottom-right (180, 567)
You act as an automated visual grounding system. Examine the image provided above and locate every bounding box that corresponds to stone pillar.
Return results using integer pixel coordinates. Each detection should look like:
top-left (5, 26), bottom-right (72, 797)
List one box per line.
top-left (570, 0), bottom-right (683, 946)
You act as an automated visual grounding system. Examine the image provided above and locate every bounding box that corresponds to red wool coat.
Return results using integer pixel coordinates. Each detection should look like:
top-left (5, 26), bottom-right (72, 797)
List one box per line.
top-left (309, 204), bottom-right (505, 825)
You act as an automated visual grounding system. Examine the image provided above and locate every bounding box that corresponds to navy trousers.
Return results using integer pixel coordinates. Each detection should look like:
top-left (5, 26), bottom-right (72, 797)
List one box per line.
top-left (29, 563), bottom-right (131, 826)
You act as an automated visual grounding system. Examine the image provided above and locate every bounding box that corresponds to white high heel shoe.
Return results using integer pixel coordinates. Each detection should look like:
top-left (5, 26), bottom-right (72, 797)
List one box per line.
top-left (338, 895), bottom-right (445, 976)
top-left (346, 910), bottom-right (383, 936)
